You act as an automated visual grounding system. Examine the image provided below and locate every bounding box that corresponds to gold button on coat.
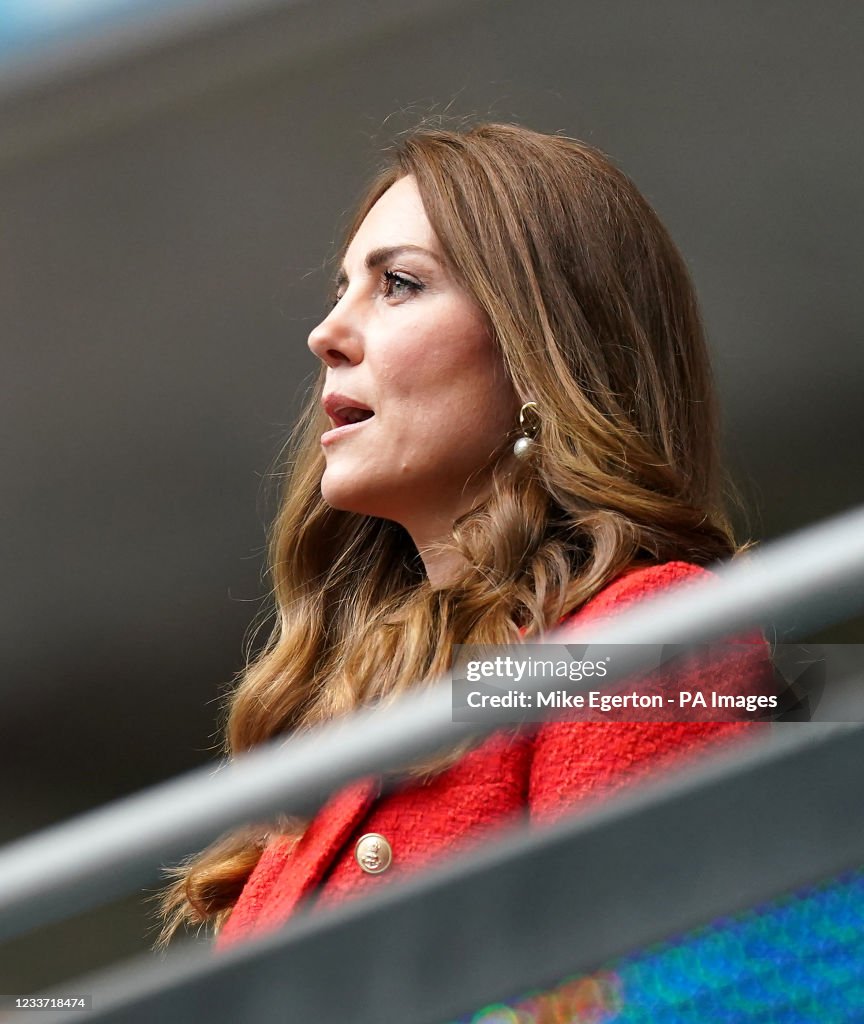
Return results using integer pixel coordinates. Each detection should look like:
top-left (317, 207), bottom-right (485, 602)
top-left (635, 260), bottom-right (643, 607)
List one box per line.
top-left (354, 833), bottom-right (393, 875)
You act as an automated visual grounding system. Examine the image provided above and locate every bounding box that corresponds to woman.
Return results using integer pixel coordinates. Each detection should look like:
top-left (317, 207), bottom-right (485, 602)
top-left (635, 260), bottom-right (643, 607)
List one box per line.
top-left (158, 122), bottom-right (758, 948)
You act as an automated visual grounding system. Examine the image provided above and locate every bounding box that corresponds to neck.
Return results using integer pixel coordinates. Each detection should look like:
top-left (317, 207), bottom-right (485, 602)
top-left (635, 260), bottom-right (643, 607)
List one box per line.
top-left (402, 505), bottom-right (475, 590)
top-left (398, 475), bottom-right (497, 588)
top-left (417, 541), bottom-right (465, 590)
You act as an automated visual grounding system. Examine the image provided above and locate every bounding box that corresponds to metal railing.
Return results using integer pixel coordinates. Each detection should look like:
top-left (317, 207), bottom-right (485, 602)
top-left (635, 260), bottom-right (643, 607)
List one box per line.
top-left (1, 503), bottom-right (862, 1020)
top-left (69, 720), bottom-right (864, 1024)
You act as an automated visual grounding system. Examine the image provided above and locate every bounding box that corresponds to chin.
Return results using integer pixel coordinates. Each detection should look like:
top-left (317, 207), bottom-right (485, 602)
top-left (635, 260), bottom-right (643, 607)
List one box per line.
top-left (321, 471), bottom-right (415, 527)
top-left (320, 472), bottom-right (378, 517)
top-left (320, 482), bottom-right (358, 513)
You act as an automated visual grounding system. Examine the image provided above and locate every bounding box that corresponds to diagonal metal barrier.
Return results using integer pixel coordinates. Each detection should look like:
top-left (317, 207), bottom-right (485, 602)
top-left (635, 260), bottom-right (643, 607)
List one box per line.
top-left (0, 503), bottom-right (863, 945)
top-left (61, 720), bottom-right (864, 1022)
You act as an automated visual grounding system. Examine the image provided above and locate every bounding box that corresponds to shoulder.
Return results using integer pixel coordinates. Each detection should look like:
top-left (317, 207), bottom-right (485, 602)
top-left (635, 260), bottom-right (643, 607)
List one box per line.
top-left (530, 559), bottom-right (761, 822)
top-left (562, 560), bottom-right (713, 626)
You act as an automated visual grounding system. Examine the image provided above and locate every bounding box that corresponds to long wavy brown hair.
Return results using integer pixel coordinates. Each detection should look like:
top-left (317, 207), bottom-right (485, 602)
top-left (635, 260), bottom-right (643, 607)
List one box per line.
top-left (157, 121), bottom-right (738, 945)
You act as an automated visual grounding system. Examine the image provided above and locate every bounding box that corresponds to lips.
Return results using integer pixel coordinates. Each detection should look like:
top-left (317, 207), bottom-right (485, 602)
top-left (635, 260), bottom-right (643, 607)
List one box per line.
top-left (321, 392), bottom-right (375, 442)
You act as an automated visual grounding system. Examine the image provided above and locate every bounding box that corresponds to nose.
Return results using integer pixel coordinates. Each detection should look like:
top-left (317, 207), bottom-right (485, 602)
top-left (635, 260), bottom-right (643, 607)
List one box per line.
top-left (307, 300), bottom-right (363, 368)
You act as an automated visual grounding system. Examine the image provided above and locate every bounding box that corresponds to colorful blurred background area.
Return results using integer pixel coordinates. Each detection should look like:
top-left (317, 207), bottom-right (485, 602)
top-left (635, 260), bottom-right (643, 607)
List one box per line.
top-left (0, 0), bottom-right (160, 56)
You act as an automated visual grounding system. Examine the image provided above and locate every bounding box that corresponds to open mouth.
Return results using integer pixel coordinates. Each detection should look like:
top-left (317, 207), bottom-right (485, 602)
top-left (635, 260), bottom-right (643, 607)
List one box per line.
top-left (331, 406), bottom-right (375, 428)
top-left (322, 392), bottom-right (375, 430)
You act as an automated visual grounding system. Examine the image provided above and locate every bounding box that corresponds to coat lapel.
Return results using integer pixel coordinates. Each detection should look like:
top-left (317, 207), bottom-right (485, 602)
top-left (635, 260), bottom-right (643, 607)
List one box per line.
top-left (253, 776), bottom-right (379, 933)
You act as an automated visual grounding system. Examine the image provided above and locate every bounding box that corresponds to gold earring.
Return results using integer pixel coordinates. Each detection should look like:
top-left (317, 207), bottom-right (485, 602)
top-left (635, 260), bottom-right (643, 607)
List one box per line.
top-left (513, 402), bottom-right (539, 460)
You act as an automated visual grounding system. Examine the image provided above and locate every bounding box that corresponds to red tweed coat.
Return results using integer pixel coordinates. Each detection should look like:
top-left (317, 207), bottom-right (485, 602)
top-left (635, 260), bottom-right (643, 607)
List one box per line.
top-left (217, 561), bottom-right (758, 948)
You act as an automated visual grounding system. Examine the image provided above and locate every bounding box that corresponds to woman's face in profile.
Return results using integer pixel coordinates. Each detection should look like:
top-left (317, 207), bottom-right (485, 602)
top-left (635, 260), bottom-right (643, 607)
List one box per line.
top-left (308, 175), bottom-right (518, 545)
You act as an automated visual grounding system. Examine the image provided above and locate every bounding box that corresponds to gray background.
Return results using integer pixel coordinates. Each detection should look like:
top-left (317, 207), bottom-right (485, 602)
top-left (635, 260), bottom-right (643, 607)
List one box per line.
top-left (1, 0), bottom-right (862, 988)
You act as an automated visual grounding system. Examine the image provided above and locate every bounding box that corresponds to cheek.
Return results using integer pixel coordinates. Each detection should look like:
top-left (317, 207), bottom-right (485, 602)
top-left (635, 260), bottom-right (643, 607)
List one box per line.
top-left (397, 358), bottom-right (495, 431)
top-left (376, 304), bottom-right (514, 444)
top-left (445, 334), bottom-right (515, 424)
top-left (376, 339), bottom-right (451, 414)
top-left (414, 352), bottom-right (514, 448)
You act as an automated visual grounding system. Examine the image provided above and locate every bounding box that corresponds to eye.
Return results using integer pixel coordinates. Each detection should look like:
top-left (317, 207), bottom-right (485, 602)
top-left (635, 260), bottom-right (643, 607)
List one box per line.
top-left (382, 269), bottom-right (422, 300)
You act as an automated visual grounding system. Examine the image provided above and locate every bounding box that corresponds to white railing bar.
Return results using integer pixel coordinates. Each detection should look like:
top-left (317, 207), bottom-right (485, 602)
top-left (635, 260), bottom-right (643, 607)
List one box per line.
top-left (64, 720), bottom-right (864, 1023)
top-left (0, 503), bottom-right (862, 940)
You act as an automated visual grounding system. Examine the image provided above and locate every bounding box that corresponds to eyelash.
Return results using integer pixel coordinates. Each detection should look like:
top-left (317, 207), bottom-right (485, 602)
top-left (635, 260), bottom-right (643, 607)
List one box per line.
top-left (382, 269), bottom-right (422, 299)
top-left (331, 269), bottom-right (422, 308)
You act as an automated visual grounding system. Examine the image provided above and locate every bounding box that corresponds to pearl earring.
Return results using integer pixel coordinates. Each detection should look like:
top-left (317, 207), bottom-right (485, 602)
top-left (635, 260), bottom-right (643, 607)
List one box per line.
top-left (513, 402), bottom-right (540, 460)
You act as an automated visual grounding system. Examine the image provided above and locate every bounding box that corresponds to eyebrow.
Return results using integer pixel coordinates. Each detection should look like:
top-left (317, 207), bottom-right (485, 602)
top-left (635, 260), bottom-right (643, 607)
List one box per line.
top-left (334, 244), bottom-right (444, 291)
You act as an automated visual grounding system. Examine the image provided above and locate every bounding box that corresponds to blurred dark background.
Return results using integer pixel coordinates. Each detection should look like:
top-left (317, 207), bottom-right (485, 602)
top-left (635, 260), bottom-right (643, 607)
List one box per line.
top-left (1, 0), bottom-right (862, 988)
